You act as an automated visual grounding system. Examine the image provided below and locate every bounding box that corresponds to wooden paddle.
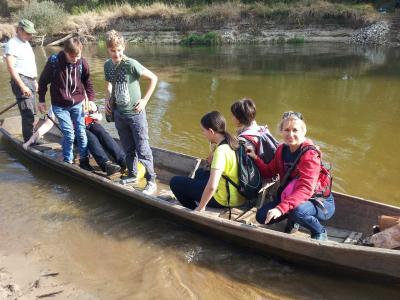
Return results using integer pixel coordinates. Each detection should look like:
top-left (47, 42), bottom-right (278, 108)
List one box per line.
top-left (0, 102), bottom-right (18, 116)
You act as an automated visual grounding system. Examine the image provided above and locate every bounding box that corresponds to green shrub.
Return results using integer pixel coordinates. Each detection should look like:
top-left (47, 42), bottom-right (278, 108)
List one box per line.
top-left (181, 31), bottom-right (221, 46)
top-left (16, 0), bottom-right (67, 35)
top-left (287, 36), bottom-right (305, 43)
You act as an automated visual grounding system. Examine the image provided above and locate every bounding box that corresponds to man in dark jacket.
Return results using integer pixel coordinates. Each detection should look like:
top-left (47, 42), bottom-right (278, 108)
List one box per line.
top-left (38, 37), bottom-right (94, 170)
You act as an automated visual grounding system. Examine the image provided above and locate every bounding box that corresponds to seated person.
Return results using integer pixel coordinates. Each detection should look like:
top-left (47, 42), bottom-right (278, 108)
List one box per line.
top-left (169, 111), bottom-right (245, 211)
top-left (246, 111), bottom-right (335, 241)
top-left (84, 101), bottom-right (126, 176)
top-left (231, 98), bottom-right (277, 163)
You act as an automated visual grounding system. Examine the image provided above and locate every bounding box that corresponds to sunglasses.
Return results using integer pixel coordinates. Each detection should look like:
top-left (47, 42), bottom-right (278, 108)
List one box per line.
top-left (282, 111), bottom-right (304, 120)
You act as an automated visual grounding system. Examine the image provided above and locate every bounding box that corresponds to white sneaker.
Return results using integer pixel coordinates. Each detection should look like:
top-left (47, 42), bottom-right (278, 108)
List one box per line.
top-left (143, 181), bottom-right (157, 195)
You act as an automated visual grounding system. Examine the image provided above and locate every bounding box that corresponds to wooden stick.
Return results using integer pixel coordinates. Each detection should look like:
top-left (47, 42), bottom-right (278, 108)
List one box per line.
top-left (0, 102), bottom-right (18, 116)
top-left (47, 33), bottom-right (73, 46)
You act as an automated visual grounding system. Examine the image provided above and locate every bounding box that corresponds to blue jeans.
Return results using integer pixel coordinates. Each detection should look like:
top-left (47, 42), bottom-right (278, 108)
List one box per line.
top-left (53, 103), bottom-right (88, 163)
top-left (256, 193), bottom-right (335, 235)
top-left (169, 169), bottom-right (224, 210)
top-left (86, 122), bottom-right (126, 170)
top-left (114, 110), bottom-right (155, 181)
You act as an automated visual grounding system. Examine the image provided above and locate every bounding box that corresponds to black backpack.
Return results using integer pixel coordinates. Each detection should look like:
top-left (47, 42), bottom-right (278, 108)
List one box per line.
top-left (222, 141), bottom-right (262, 207)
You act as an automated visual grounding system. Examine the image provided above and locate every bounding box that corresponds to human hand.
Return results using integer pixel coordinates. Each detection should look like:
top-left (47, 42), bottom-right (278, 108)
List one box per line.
top-left (21, 85), bottom-right (32, 97)
top-left (38, 102), bottom-right (47, 114)
top-left (265, 208), bottom-right (282, 224)
top-left (246, 146), bottom-right (257, 159)
top-left (134, 99), bottom-right (147, 113)
top-left (195, 206), bottom-right (205, 212)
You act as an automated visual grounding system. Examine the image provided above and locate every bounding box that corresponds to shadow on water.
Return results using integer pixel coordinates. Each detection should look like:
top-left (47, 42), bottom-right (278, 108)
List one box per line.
top-left (2, 141), bottom-right (399, 299)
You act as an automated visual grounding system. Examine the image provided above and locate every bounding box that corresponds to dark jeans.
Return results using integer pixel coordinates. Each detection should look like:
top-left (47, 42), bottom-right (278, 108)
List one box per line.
top-left (114, 110), bottom-right (156, 181)
top-left (86, 122), bottom-right (126, 171)
top-left (10, 76), bottom-right (36, 142)
top-left (169, 168), bottom-right (224, 210)
top-left (256, 193), bottom-right (335, 235)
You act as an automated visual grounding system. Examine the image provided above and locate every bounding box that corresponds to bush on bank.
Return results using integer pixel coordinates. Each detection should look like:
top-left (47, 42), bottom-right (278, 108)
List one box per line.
top-left (16, 0), bottom-right (67, 35)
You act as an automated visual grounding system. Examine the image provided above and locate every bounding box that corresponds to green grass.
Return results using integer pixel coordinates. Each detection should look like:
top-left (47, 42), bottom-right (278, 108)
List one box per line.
top-left (181, 32), bottom-right (221, 46)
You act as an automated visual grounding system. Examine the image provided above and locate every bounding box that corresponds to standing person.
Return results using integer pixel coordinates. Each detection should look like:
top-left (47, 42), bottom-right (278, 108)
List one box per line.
top-left (38, 37), bottom-right (94, 170)
top-left (169, 111), bottom-right (245, 211)
top-left (3, 19), bottom-right (38, 142)
top-left (104, 30), bottom-right (158, 194)
top-left (247, 111), bottom-right (335, 241)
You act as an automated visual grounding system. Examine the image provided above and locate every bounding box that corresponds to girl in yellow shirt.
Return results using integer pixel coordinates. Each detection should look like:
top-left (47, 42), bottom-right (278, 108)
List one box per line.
top-left (169, 111), bottom-right (245, 211)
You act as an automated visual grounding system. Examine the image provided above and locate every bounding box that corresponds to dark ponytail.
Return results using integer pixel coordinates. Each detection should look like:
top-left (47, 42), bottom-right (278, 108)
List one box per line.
top-left (201, 111), bottom-right (239, 150)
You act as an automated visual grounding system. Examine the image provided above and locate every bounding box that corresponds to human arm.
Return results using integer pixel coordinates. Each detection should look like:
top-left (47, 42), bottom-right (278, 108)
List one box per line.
top-left (246, 146), bottom-right (278, 179)
top-left (104, 81), bottom-right (113, 114)
top-left (81, 59), bottom-right (95, 101)
top-left (37, 61), bottom-right (53, 113)
top-left (134, 68), bottom-right (158, 113)
top-left (4, 54), bottom-right (32, 97)
top-left (195, 168), bottom-right (223, 211)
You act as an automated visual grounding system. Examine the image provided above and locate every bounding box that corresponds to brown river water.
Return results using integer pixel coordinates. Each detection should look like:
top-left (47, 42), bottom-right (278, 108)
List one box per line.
top-left (0, 43), bottom-right (399, 299)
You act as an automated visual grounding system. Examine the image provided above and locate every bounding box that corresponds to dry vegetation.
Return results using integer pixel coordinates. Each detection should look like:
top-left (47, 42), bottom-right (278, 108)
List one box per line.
top-left (1, 1), bottom-right (381, 40)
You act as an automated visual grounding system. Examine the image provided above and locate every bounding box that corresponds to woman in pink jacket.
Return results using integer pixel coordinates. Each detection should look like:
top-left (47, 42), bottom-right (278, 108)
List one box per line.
top-left (247, 111), bottom-right (335, 241)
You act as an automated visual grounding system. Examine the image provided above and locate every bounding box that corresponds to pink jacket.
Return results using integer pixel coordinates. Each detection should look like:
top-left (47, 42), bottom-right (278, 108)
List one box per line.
top-left (254, 139), bottom-right (321, 214)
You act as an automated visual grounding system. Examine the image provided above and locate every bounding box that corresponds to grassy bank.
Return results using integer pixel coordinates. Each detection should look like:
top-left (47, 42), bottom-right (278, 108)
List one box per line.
top-left (1, 0), bottom-right (381, 42)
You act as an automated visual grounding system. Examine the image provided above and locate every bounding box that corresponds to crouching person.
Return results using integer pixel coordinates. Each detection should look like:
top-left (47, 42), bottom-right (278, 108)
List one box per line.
top-left (38, 37), bottom-right (93, 170)
top-left (169, 111), bottom-right (245, 211)
top-left (247, 111), bottom-right (335, 241)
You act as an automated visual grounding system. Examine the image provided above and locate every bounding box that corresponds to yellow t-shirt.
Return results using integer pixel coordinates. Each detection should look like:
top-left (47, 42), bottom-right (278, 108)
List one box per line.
top-left (211, 144), bottom-right (246, 207)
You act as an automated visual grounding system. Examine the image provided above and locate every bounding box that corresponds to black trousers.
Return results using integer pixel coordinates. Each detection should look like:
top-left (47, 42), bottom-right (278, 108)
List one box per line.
top-left (86, 122), bottom-right (126, 171)
top-left (10, 76), bottom-right (36, 142)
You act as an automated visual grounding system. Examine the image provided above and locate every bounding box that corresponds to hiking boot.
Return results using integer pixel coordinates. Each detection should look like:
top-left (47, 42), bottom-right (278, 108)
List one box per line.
top-left (311, 229), bottom-right (328, 241)
top-left (120, 174), bottom-right (138, 185)
top-left (284, 220), bottom-right (300, 234)
top-left (143, 181), bottom-right (157, 195)
top-left (105, 161), bottom-right (121, 176)
top-left (79, 158), bottom-right (94, 171)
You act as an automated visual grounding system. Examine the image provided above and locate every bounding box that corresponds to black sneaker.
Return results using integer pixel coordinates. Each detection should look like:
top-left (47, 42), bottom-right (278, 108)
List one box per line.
top-left (105, 161), bottom-right (121, 176)
top-left (79, 158), bottom-right (94, 172)
top-left (120, 174), bottom-right (138, 185)
top-left (284, 220), bottom-right (300, 234)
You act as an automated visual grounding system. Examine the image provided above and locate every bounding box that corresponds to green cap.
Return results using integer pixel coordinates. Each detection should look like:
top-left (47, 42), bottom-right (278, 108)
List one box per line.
top-left (18, 19), bottom-right (37, 34)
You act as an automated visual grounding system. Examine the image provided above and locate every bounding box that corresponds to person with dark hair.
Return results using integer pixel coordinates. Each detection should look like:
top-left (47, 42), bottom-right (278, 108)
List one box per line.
top-left (247, 111), bottom-right (335, 241)
top-left (38, 37), bottom-right (94, 171)
top-left (169, 111), bottom-right (245, 211)
top-left (4, 19), bottom-right (38, 142)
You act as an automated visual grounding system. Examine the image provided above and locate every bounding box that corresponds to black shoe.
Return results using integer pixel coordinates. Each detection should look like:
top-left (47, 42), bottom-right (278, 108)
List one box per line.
top-left (105, 161), bottom-right (121, 176)
top-left (120, 174), bottom-right (138, 185)
top-left (79, 158), bottom-right (94, 172)
top-left (284, 220), bottom-right (300, 234)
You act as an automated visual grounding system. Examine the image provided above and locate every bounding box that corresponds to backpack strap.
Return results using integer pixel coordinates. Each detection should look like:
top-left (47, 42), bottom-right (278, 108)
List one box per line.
top-left (279, 145), bottom-right (319, 189)
top-left (48, 54), bottom-right (83, 78)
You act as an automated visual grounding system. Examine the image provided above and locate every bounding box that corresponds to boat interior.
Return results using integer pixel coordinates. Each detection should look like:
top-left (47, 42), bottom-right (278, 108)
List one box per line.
top-left (2, 116), bottom-right (399, 247)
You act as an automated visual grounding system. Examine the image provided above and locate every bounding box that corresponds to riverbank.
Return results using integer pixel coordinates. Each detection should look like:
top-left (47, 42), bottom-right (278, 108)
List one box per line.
top-left (1, 1), bottom-right (395, 46)
top-left (0, 247), bottom-right (97, 299)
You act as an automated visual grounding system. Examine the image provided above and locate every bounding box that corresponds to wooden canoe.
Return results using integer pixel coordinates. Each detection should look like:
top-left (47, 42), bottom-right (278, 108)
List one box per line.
top-left (1, 116), bottom-right (399, 282)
